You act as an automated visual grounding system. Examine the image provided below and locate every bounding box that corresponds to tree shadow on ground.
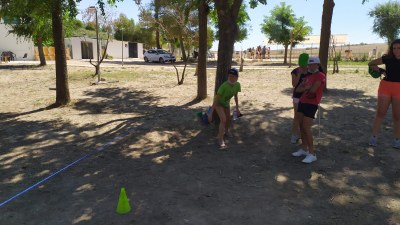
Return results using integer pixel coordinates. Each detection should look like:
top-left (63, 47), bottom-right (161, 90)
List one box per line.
top-left (0, 64), bottom-right (41, 70)
top-left (1, 86), bottom-right (400, 225)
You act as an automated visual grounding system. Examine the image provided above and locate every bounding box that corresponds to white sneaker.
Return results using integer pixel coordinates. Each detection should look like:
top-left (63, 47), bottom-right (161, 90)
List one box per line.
top-left (290, 135), bottom-right (299, 144)
top-left (302, 153), bottom-right (317, 164)
top-left (292, 148), bottom-right (308, 157)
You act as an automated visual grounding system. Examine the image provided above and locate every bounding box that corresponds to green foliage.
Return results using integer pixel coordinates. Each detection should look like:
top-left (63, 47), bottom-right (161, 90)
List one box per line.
top-left (361, 54), bottom-right (368, 62)
top-left (209, 3), bottom-right (251, 42)
top-left (235, 5), bottom-right (251, 42)
top-left (249, 0), bottom-right (267, 8)
top-left (261, 2), bottom-right (311, 48)
top-left (138, 0), bottom-right (213, 50)
top-left (368, 1), bottom-right (400, 44)
top-left (352, 54), bottom-right (369, 62)
top-left (336, 52), bottom-right (342, 61)
top-left (291, 17), bottom-right (312, 47)
top-left (0, 0), bottom-right (80, 46)
top-left (113, 14), bottom-right (133, 41)
top-left (207, 27), bottom-right (215, 50)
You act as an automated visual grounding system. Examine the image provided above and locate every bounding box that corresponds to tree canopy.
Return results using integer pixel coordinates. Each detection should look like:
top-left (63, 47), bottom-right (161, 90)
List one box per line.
top-left (261, 2), bottom-right (311, 64)
top-left (368, 1), bottom-right (400, 45)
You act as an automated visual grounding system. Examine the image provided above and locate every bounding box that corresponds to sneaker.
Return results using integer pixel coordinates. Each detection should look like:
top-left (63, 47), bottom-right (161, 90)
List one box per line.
top-left (219, 141), bottom-right (227, 149)
top-left (290, 135), bottom-right (299, 144)
top-left (368, 136), bottom-right (377, 147)
top-left (393, 139), bottom-right (400, 149)
top-left (302, 153), bottom-right (317, 164)
top-left (292, 148), bottom-right (308, 157)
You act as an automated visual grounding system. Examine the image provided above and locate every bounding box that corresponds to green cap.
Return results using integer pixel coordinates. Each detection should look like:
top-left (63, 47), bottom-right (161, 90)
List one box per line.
top-left (298, 53), bottom-right (309, 66)
top-left (368, 67), bottom-right (381, 79)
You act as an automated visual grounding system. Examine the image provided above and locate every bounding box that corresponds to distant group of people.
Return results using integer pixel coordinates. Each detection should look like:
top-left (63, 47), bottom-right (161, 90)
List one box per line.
top-left (204, 39), bottom-right (400, 165)
top-left (244, 46), bottom-right (270, 59)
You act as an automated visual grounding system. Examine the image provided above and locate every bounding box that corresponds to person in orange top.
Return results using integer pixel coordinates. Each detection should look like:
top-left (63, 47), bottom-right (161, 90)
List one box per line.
top-left (368, 39), bottom-right (400, 148)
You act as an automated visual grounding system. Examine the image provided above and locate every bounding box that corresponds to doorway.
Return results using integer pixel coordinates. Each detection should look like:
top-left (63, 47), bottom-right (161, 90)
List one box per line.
top-left (129, 42), bottom-right (138, 58)
top-left (81, 41), bottom-right (93, 59)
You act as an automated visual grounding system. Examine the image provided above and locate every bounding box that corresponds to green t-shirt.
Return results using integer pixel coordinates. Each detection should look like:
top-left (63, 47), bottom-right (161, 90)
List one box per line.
top-left (216, 81), bottom-right (241, 108)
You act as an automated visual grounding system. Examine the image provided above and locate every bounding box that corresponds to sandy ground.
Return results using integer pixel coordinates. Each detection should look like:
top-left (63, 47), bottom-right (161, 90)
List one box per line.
top-left (1, 60), bottom-right (400, 225)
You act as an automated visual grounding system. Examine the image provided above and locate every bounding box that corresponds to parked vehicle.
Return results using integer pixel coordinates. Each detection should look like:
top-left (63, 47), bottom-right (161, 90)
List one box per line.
top-left (143, 49), bottom-right (176, 63)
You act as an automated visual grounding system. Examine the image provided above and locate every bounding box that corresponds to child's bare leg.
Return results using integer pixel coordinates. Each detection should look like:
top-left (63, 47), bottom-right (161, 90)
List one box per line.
top-left (214, 106), bottom-right (227, 145)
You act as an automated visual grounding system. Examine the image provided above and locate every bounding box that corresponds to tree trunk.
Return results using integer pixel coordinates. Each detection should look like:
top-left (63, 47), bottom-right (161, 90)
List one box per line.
top-left (37, 36), bottom-right (46, 66)
top-left (214, 0), bottom-right (242, 94)
top-left (95, 64), bottom-right (100, 76)
top-left (179, 34), bottom-right (187, 61)
top-left (196, 0), bottom-right (207, 100)
top-left (155, 0), bottom-right (161, 49)
top-left (319, 0), bottom-right (335, 91)
top-left (283, 45), bottom-right (289, 64)
top-left (51, 0), bottom-right (70, 106)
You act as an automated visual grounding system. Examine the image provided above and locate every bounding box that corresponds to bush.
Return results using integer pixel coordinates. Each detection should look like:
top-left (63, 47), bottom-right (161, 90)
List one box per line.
top-left (360, 54), bottom-right (368, 62)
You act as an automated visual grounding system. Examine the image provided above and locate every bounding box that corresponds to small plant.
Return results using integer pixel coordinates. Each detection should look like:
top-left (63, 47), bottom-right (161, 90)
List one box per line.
top-left (360, 54), bottom-right (368, 62)
top-left (336, 52), bottom-right (342, 61)
top-left (354, 69), bottom-right (359, 73)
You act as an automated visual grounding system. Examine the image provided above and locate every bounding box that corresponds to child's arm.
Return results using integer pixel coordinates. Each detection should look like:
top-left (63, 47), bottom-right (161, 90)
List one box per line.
top-left (368, 57), bottom-right (383, 72)
top-left (307, 80), bottom-right (322, 94)
top-left (291, 69), bottom-right (301, 87)
top-left (295, 81), bottom-right (310, 93)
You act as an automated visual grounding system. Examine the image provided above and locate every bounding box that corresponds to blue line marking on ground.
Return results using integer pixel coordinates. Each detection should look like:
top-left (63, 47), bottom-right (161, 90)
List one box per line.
top-left (0, 127), bottom-right (135, 207)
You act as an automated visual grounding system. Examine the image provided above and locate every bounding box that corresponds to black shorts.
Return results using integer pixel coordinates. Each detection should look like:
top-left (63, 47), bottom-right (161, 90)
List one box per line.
top-left (297, 102), bottom-right (318, 119)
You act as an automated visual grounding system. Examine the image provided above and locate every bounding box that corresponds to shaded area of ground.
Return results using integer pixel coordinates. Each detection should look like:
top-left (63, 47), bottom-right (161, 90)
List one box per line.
top-left (1, 64), bottom-right (400, 225)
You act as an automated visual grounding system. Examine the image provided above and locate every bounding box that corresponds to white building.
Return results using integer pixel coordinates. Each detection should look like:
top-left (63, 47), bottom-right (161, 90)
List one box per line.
top-left (65, 37), bottom-right (143, 60)
top-left (0, 21), bottom-right (143, 61)
top-left (0, 21), bottom-right (35, 61)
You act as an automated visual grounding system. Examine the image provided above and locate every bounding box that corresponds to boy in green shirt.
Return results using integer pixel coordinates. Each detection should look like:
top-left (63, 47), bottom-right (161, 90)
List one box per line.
top-left (211, 68), bottom-right (241, 148)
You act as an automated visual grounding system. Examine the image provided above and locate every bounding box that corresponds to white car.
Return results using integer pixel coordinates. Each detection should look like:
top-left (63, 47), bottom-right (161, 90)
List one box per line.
top-left (143, 49), bottom-right (176, 63)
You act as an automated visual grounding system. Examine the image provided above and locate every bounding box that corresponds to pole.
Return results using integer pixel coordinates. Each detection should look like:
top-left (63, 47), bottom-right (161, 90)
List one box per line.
top-left (121, 28), bottom-right (124, 66)
top-left (95, 8), bottom-right (100, 82)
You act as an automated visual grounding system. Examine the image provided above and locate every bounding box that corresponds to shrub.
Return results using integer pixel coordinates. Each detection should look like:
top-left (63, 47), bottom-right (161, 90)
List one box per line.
top-left (360, 54), bottom-right (368, 62)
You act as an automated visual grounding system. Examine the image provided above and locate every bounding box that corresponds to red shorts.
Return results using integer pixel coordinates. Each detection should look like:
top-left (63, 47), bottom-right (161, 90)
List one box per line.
top-left (378, 80), bottom-right (400, 99)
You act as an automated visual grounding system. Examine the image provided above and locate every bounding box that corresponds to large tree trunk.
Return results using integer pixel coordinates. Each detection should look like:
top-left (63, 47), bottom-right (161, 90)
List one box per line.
top-left (214, 0), bottom-right (242, 94)
top-left (319, 0), bottom-right (335, 91)
top-left (51, 0), bottom-right (70, 106)
top-left (37, 36), bottom-right (47, 66)
top-left (196, 0), bottom-right (208, 100)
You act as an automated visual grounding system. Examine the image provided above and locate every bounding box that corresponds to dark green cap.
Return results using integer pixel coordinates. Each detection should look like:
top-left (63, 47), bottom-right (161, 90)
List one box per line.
top-left (298, 53), bottom-right (309, 66)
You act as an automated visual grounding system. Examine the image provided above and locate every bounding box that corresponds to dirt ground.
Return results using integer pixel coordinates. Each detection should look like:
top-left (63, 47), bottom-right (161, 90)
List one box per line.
top-left (1, 59), bottom-right (400, 225)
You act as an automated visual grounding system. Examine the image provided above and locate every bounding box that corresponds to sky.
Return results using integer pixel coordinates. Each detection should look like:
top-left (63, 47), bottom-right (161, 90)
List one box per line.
top-left (77, 0), bottom-right (388, 51)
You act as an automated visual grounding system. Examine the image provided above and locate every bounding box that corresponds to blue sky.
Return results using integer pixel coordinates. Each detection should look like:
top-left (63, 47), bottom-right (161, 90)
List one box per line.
top-left (77, 0), bottom-right (388, 50)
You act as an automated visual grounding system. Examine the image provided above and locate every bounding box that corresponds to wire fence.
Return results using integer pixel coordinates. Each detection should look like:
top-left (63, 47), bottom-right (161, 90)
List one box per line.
top-left (225, 43), bottom-right (389, 63)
